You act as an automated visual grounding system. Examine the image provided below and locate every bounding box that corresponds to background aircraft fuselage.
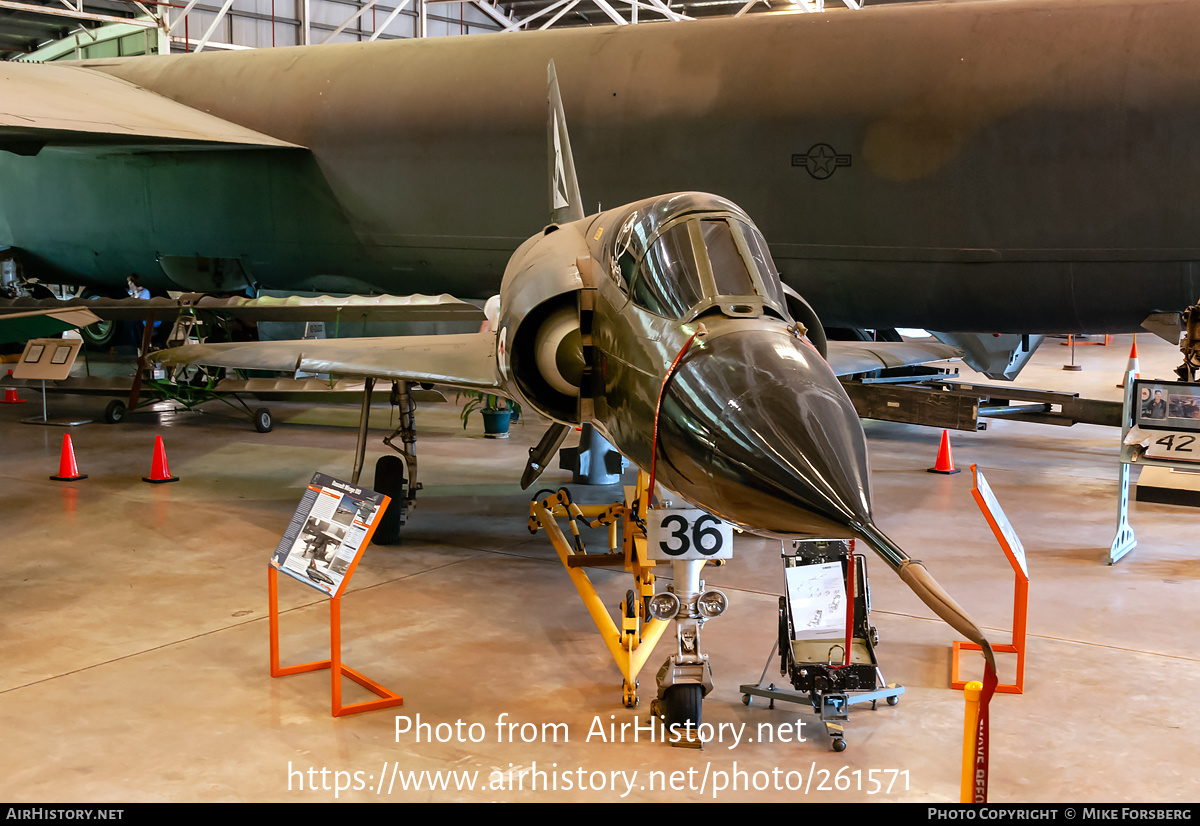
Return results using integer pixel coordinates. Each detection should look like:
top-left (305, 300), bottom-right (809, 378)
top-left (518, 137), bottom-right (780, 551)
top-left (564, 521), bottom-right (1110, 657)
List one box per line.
top-left (3, 0), bottom-right (1199, 333)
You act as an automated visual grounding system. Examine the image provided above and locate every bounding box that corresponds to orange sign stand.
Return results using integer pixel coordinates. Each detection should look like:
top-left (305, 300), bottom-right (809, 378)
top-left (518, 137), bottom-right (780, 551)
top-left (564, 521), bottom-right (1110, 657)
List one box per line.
top-left (268, 566), bottom-right (404, 717)
top-left (951, 464), bottom-right (1029, 694)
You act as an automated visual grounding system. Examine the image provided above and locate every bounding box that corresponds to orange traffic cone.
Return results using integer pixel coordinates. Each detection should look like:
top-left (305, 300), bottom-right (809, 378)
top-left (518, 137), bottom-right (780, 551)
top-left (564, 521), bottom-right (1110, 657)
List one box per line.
top-left (1117, 337), bottom-right (1140, 388)
top-left (142, 435), bottom-right (179, 483)
top-left (50, 434), bottom-right (87, 481)
top-left (927, 429), bottom-right (961, 474)
top-left (1, 370), bottom-right (24, 404)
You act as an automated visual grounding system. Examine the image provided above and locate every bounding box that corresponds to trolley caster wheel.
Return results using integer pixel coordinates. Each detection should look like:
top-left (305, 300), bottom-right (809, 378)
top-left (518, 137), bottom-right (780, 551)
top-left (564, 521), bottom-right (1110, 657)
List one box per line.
top-left (619, 589), bottom-right (637, 627)
top-left (622, 679), bottom-right (639, 708)
top-left (832, 738), bottom-right (847, 752)
top-left (887, 694), bottom-right (899, 706)
top-left (103, 399), bottom-right (126, 424)
top-left (742, 694), bottom-right (751, 706)
top-left (253, 408), bottom-right (273, 433)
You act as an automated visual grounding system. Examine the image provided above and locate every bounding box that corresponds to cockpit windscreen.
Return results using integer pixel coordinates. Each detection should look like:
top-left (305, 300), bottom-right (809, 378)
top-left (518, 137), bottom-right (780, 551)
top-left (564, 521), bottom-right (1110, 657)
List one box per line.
top-left (607, 193), bottom-right (789, 322)
top-left (631, 221), bottom-right (705, 318)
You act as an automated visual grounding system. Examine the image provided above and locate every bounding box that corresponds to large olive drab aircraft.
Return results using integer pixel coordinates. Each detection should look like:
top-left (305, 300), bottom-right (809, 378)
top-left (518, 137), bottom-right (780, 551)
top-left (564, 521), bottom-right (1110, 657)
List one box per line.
top-left (152, 64), bottom-right (994, 726)
top-left (1, 0), bottom-right (1199, 354)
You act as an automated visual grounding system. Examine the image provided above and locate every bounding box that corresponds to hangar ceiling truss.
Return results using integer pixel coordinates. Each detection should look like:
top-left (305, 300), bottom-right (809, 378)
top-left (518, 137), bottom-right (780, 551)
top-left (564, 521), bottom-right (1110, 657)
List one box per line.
top-left (0, 0), bottom-right (863, 61)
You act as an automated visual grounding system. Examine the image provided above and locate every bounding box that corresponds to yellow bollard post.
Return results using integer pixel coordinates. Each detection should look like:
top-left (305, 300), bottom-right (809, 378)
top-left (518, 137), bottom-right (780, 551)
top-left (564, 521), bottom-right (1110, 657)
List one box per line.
top-left (961, 680), bottom-right (983, 803)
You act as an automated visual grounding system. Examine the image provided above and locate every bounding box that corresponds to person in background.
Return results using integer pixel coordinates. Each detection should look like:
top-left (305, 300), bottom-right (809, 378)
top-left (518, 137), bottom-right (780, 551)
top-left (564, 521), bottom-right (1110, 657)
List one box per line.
top-left (126, 274), bottom-right (162, 352)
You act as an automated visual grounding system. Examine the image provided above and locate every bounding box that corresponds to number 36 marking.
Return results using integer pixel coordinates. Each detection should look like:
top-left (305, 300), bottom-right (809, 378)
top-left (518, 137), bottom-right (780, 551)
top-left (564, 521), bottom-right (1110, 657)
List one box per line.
top-left (647, 510), bottom-right (734, 560)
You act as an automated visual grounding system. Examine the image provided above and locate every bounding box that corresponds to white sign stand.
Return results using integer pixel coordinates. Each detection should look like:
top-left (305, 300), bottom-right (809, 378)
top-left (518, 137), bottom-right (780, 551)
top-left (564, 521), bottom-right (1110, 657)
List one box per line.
top-left (12, 338), bottom-right (89, 427)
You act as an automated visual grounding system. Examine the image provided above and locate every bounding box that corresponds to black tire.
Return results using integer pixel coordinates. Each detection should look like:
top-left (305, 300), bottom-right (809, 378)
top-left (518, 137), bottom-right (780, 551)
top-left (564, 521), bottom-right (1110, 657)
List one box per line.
top-left (372, 455), bottom-right (406, 545)
top-left (80, 318), bottom-right (117, 350)
top-left (253, 408), bottom-right (273, 433)
top-left (661, 684), bottom-right (703, 730)
top-left (624, 589), bottom-right (637, 619)
top-left (832, 738), bottom-right (847, 752)
top-left (79, 291), bottom-right (118, 350)
top-left (887, 694), bottom-right (899, 706)
top-left (103, 399), bottom-right (126, 424)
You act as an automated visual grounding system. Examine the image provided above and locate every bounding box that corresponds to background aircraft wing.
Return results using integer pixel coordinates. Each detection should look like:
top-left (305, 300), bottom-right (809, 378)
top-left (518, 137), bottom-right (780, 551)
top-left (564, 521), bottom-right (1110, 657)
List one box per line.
top-left (154, 333), bottom-right (503, 390)
top-left (0, 306), bottom-right (101, 344)
top-left (825, 340), bottom-right (961, 376)
top-left (0, 293), bottom-right (485, 324)
top-left (0, 62), bottom-right (300, 154)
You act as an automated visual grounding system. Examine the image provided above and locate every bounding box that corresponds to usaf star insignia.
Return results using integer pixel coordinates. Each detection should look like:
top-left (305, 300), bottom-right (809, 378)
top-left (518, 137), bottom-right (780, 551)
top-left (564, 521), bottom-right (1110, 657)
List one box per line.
top-left (792, 144), bottom-right (852, 180)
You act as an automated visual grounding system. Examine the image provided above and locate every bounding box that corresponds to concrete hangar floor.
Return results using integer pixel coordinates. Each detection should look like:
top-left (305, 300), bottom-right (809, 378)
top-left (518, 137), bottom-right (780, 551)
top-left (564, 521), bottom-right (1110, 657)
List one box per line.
top-left (1, 333), bottom-right (1196, 804)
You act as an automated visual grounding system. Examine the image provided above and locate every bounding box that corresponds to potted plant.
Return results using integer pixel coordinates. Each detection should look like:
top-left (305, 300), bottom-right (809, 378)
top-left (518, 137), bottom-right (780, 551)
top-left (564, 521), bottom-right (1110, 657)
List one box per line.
top-left (459, 392), bottom-right (521, 438)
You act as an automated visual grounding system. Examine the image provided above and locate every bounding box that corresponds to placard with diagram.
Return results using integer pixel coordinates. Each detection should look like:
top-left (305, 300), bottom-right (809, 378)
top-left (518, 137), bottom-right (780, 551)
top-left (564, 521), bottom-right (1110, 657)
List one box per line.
top-left (270, 472), bottom-right (389, 598)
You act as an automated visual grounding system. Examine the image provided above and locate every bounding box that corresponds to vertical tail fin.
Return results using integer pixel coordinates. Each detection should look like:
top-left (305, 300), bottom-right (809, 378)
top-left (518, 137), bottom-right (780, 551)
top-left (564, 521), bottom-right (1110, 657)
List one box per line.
top-left (548, 60), bottom-right (584, 225)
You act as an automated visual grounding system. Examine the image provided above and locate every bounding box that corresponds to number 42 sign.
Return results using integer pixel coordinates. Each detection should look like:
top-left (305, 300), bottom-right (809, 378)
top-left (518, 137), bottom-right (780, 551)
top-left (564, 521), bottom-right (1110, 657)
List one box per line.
top-left (646, 509), bottom-right (735, 560)
top-left (1145, 431), bottom-right (1200, 463)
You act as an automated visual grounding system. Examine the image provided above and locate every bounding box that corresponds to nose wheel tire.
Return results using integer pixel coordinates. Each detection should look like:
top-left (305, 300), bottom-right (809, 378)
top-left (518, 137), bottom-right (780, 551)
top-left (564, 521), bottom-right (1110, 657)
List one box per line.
top-left (660, 683), bottom-right (703, 730)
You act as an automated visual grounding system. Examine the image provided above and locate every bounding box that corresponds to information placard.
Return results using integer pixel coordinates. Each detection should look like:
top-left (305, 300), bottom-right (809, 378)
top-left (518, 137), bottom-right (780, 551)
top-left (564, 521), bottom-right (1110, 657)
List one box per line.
top-left (971, 469), bottom-right (1029, 579)
top-left (11, 337), bottom-right (82, 381)
top-left (271, 472), bottom-right (388, 598)
top-left (784, 561), bottom-right (847, 640)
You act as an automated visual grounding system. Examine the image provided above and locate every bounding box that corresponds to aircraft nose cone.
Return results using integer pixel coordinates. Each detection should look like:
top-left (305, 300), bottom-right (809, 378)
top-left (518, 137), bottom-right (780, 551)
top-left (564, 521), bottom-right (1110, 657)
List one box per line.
top-left (654, 329), bottom-right (873, 538)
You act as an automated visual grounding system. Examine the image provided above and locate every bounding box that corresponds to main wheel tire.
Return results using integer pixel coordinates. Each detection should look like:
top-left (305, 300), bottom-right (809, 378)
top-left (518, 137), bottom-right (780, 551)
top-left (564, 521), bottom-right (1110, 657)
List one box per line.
top-left (79, 290), bottom-right (118, 350)
top-left (372, 455), bottom-right (406, 545)
top-left (103, 399), bottom-right (126, 424)
top-left (661, 684), bottom-right (703, 731)
top-left (253, 408), bottom-right (273, 433)
top-left (80, 318), bottom-right (117, 350)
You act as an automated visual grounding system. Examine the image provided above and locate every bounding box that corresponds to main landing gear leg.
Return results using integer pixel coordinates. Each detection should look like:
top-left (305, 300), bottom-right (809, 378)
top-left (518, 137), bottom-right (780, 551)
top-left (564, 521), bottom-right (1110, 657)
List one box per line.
top-left (373, 381), bottom-right (421, 545)
top-left (350, 379), bottom-right (421, 545)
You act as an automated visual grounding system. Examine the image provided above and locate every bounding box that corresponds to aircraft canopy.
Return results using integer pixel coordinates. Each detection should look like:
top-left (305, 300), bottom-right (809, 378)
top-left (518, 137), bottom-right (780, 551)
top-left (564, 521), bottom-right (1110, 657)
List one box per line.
top-left (606, 193), bottom-right (788, 322)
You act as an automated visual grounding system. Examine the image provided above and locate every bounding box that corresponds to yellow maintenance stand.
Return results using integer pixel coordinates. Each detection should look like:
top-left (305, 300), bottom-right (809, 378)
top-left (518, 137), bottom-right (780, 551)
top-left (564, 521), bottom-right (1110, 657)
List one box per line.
top-left (528, 470), bottom-right (670, 708)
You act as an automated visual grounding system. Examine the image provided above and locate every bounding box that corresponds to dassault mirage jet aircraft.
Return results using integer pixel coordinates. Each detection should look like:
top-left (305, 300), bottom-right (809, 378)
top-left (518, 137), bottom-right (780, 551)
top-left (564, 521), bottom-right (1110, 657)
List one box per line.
top-left (153, 65), bottom-right (993, 727)
top-left (1, 0), bottom-right (1200, 366)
